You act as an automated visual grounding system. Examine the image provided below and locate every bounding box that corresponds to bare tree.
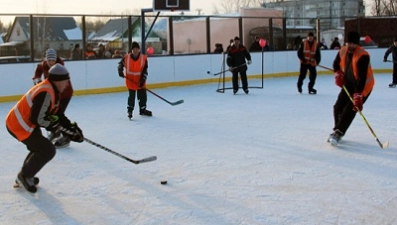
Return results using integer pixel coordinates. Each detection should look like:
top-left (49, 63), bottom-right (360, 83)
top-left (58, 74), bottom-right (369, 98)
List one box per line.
top-left (217, 0), bottom-right (264, 14)
top-left (370, 0), bottom-right (397, 16)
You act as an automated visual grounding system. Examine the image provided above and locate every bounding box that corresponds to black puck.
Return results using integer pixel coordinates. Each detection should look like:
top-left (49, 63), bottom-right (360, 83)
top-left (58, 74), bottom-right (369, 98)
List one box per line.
top-left (161, 180), bottom-right (167, 185)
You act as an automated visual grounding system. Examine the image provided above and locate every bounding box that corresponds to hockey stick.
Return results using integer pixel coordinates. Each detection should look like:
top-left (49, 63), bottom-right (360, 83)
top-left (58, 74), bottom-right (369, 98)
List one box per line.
top-left (211, 63), bottom-right (247, 76)
top-left (318, 64), bottom-right (389, 149)
top-left (83, 137), bottom-right (157, 164)
top-left (342, 86), bottom-right (389, 149)
top-left (124, 76), bottom-right (184, 106)
top-left (386, 60), bottom-right (397, 63)
top-left (60, 127), bottom-right (157, 164)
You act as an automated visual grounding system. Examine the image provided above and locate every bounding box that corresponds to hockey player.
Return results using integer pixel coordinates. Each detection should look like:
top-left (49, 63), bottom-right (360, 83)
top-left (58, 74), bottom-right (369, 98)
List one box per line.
top-left (117, 41), bottom-right (152, 119)
top-left (383, 37), bottom-right (397, 88)
top-left (328, 31), bottom-right (375, 145)
top-left (33, 48), bottom-right (74, 148)
top-left (6, 64), bottom-right (84, 193)
top-left (227, 36), bottom-right (252, 94)
top-left (297, 32), bottom-right (321, 94)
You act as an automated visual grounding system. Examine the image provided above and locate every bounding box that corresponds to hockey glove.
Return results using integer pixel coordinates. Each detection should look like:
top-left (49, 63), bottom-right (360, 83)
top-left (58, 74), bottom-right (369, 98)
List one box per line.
top-left (383, 58), bottom-right (387, 62)
top-left (334, 70), bottom-right (345, 87)
top-left (45, 115), bottom-right (59, 132)
top-left (62, 122), bottom-right (84, 143)
top-left (118, 70), bottom-right (124, 78)
top-left (247, 60), bottom-right (252, 65)
top-left (33, 78), bottom-right (42, 85)
top-left (139, 73), bottom-right (147, 87)
top-left (352, 93), bottom-right (363, 112)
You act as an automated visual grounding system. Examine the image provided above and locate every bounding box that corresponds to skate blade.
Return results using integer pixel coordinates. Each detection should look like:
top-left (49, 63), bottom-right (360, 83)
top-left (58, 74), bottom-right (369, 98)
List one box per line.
top-left (13, 181), bottom-right (20, 188)
top-left (329, 138), bottom-right (338, 146)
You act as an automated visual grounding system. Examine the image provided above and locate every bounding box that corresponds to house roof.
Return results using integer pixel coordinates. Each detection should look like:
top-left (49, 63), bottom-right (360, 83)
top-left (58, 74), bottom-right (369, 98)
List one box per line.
top-left (15, 16), bottom-right (82, 41)
top-left (91, 18), bottom-right (138, 42)
top-left (91, 17), bottom-right (162, 42)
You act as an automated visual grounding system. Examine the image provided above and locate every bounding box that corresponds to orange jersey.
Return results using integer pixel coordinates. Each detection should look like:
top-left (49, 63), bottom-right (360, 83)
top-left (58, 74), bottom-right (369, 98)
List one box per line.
top-left (123, 53), bottom-right (148, 90)
top-left (6, 79), bottom-right (59, 141)
top-left (301, 40), bottom-right (318, 66)
top-left (339, 46), bottom-right (374, 96)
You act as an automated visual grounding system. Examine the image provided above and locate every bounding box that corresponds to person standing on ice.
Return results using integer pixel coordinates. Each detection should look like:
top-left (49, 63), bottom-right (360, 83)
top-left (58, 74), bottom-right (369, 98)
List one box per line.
top-left (383, 37), bottom-right (397, 88)
top-left (5, 64), bottom-right (84, 193)
top-left (297, 32), bottom-right (321, 94)
top-left (227, 36), bottom-right (252, 94)
top-left (328, 31), bottom-right (375, 145)
top-left (118, 41), bottom-right (152, 119)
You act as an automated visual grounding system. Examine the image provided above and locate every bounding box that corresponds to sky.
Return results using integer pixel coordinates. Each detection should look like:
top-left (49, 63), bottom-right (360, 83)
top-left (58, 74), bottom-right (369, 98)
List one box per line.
top-left (1, 73), bottom-right (396, 224)
top-left (0, 0), bottom-right (374, 24)
top-left (0, 0), bottom-right (219, 16)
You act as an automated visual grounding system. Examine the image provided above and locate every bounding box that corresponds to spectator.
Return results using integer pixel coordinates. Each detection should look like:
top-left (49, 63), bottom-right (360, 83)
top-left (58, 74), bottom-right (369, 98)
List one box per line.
top-left (103, 45), bottom-right (113, 58)
top-left (70, 43), bottom-right (82, 60)
top-left (97, 44), bottom-right (105, 58)
top-left (330, 37), bottom-right (342, 50)
top-left (213, 43), bottom-right (224, 53)
top-left (225, 39), bottom-right (234, 53)
top-left (319, 38), bottom-right (328, 50)
top-left (249, 36), bottom-right (262, 52)
top-left (112, 49), bottom-right (123, 58)
top-left (85, 44), bottom-right (96, 59)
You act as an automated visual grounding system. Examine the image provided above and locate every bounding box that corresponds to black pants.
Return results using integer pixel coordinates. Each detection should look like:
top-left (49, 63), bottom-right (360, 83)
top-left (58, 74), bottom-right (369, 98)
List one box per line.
top-left (392, 63), bottom-right (397, 83)
top-left (232, 69), bottom-right (248, 91)
top-left (128, 89), bottom-right (147, 111)
top-left (7, 126), bottom-right (56, 178)
top-left (333, 89), bottom-right (370, 135)
top-left (297, 64), bottom-right (317, 91)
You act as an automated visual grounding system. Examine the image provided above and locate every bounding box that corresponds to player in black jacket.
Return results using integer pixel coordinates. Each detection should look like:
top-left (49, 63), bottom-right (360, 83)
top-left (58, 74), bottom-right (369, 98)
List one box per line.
top-left (227, 36), bottom-right (252, 94)
top-left (383, 37), bottom-right (397, 87)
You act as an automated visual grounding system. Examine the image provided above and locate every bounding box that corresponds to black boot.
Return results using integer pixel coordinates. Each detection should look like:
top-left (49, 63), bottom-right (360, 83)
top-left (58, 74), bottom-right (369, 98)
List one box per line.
top-left (16, 171), bottom-right (37, 193)
top-left (309, 88), bottom-right (317, 95)
top-left (140, 108), bottom-right (152, 116)
top-left (127, 107), bottom-right (133, 119)
top-left (297, 84), bottom-right (302, 93)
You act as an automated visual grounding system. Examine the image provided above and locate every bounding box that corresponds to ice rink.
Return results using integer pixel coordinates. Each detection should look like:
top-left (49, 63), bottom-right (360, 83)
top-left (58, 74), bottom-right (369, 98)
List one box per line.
top-left (1, 74), bottom-right (396, 225)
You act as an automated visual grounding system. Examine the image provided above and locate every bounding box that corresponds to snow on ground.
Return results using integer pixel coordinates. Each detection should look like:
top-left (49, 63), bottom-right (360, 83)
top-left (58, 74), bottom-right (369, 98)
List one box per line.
top-left (1, 74), bottom-right (397, 225)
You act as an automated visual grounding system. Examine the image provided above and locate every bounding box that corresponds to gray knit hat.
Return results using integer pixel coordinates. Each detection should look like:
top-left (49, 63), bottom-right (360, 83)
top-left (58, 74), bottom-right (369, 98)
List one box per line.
top-left (45, 48), bottom-right (57, 61)
top-left (48, 64), bottom-right (70, 81)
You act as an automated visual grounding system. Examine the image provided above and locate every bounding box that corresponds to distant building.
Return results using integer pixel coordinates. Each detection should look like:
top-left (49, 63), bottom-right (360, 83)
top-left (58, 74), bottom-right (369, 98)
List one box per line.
top-left (263, 0), bottom-right (365, 30)
top-left (90, 18), bottom-right (163, 53)
top-left (2, 16), bottom-right (82, 58)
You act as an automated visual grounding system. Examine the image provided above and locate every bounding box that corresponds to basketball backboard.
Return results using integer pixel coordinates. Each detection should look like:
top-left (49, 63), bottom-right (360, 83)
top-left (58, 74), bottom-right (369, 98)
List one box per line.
top-left (153, 0), bottom-right (190, 11)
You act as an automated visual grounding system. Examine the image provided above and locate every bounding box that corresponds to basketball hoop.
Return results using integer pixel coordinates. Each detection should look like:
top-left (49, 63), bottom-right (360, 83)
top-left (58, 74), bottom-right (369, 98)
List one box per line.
top-left (153, 0), bottom-right (190, 12)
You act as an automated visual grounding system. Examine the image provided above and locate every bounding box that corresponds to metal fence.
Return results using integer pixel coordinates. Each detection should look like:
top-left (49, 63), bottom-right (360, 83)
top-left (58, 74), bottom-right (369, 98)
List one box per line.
top-left (0, 13), bottom-right (395, 63)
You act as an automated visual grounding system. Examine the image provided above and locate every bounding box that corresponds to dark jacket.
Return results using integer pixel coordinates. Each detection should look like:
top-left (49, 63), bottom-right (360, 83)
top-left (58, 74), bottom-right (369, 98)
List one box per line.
top-left (249, 41), bottom-right (262, 52)
top-left (330, 41), bottom-right (341, 50)
top-left (384, 45), bottom-right (397, 61)
top-left (226, 44), bottom-right (251, 71)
